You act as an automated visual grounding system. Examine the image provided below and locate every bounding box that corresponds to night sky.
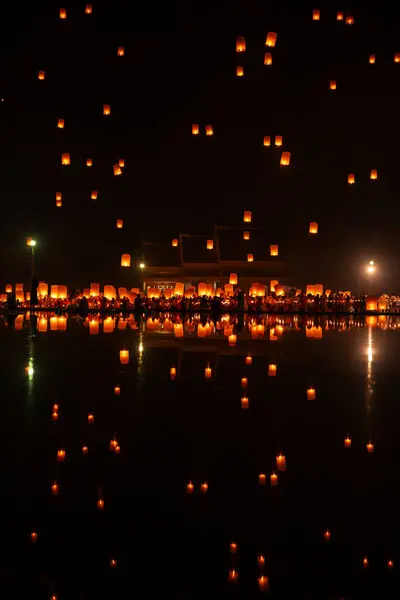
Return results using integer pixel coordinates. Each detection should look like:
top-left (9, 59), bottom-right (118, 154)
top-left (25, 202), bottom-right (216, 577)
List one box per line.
top-left (1, 2), bottom-right (400, 291)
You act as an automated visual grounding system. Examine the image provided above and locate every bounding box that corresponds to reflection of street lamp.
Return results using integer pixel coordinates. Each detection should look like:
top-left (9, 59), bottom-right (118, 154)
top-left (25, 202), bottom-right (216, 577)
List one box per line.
top-left (139, 262), bottom-right (145, 292)
top-left (27, 238), bottom-right (37, 278)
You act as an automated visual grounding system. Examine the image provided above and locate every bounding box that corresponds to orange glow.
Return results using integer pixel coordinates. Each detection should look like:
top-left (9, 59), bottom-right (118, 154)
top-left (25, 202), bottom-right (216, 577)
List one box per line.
top-left (348, 173), bottom-right (355, 184)
top-left (229, 273), bottom-right (238, 285)
top-left (236, 37), bottom-right (246, 52)
top-left (82, 446), bottom-right (88, 455)
top-left (109, 439), bottom-right (118, 451)
top-left (116, 219), bottom-right (123, 229)
top-left (186, 481), bottom-right (194, 494)
top-left (103, 104), bottom-right (111, 115)
top-left (264, 53), bottom-right (272, 66)
top-left (110, 558), bottom-right (117, 568)
top-left (309, 221), bottom-right (318, 234)
top-left (51, 482), bottom-right (59, 496)
top-left (52, 411), bottom-right (58, 422)
top-left (388, 560), bottom-right (394, 569)
top-left (115, 445), bottom-right (121, 455)
top-left (337, 11), bottom-right (344, 20)
top-left (230, 542), bottom-right (237, 554)
top-left (200, 481), bottom-right (208, 494)
top-left (246, 354), bottom-right (252, 365)
top-left (236, 66), bottom-right (244, 76)
top-left (38, 71), bottom-right (45, 80)
top-left (370, 169), bottom-right (378, 180)
top-left (363, 556), bottom-right (368, 568)
top-left (241, 396), bottom-right (249, 409)
top-left (53, 404), bottom-right (59, 412)
top-left (270, 244), bottom-right (279, 256)
top-left (280, 152), bottom-right (291, 166)
top-left (172, 238), bottom-right (179, 247)
top-left (258, 473), bottom-right (266, 485)
top-left (367, 441), bottom-right (374, 453)
top-left (229, 569), bottom-right (238, 583)
top-left (57, 118), bottom-right (64, 128)
top-left (121, 254), bottom-right (131, 267)
top-left (86, 158), bottom-right (92, 167)
top-left (344, 437), bottom-right (352, 449)
top-left (307, 387), bottom-right (316, 401)
top-left (97, 498), bottom-right (105, 510)
top-left (270, 472), bottom-right (278, 486)
top-left (257, 554), bottom-right (265, 568)
top-left (229, 334), bottom-right (237, 347)
top-left (241, 377), bottom-right (248, 388)
top-left (312, 9), bottom-right (320, 20)
top-left (258, 575), bottom-right (269, 592)
top-left (206, 239), bottom-right (214, 250)
top-left (5, 284), bottom-right (12, 293)
top-left (243, 210), bottom-right (252, 223)
top-left (266, 32), bottom-right (277, 47)
top-left (85, 4), bottom-right (92, 14)
top-left (263, 136), bottom-right (271, 147)
top-left (120, 349), bottom-right (129, 364)
top-left (192, 124), bottom-right (199, 135)
top-left (113, 164), bottom-right (122, 176)
top-left (247, 253), bottom-right (254, 262)
top-left (170, 366), bottom-right (177, 380)
top-left (61, 153), bottom-right (70, 165)
top-left (88, 413), bottom-right (94, 425)
top-left (117, 46), bottom-right (125, 56)
top-left (276, 454), bottom-right (286, 471)
top-left (243, 231), bottom-right (250, 241)
top-left (346, 15), bottom-right (354, 25)
top-left (114, 386), bottom-right (121, 396)
top-left (329, 80), bottom-right (337, 90)
top-left (324, 529), bottom-right (331, 542)
top-left (57, 449), bottom-right (66, 462)
top-left (205, 125), bottom-right (213, 136)
top-left (369, 54), bottom-right (375, 64)
top-left (268, 364), bottom-right (277, 377)
top-left (275, 135), bottom-right (282, 147)
top-left (60, 8), bottom-right (66, 18)
top-left (31, 532), bottom-right (38, 543)
top-left (205, 365), bottom-right (212, 379)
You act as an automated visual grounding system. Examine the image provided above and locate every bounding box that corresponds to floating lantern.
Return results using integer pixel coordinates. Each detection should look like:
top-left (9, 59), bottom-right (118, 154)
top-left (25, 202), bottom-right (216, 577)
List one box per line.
top-left (369, 54), bottom-right (375, 64)
top-left (82, 446), bottom-right (88, 455)
top-left (207, 239), bottom-right (214, 250)
top-left (51, 482), bottom-right (59, 496)
top-left (247, 253), bottom-right (254, 262)
top-left (118, 159), bottom-right (125, 168)
top-left (241, 377), bottom-right (248, 389)
top-left (192, 124), bottom-right (199, 135)
top-left (236, 37), bottom-right (246, 52)
top-left (312, 9), bottom-right (320, 20)
top-left (114, 386), bottom-right (121, 396)
top-left (87, 413), bottom-right (94, 424)
top-left (366, 295), bottom-right (378, 311)
top-left (57, 449), bottom-right (65, 462)
top-left (266, 32), bottom-right (277, 47)
top-left (53, 403), bottom-right (59, 412)
top-left (243, 231), bottom-right (250, 241)
top-left (258, 576), bottom-right (269, 592)
top-left (337, 11), bottom-right (344, 20)
top-left (60, 8), bottom-right (67, 19)
top-left (85, 4), bottom-right (92, 13)
top-left (115, 445), bottom-right (121, 455)
top-left (346, 15), bottom-right (354, 25)
top-left (388, 560), bottom-right (394, 569)
top-left (307, 387), bottom-right (316, 401)
top-left (243, 211), bottom-right (252, 223)
top-left (5, 284), bottom-right (12, 293)
top-left (229, 569), bottom-right (238, 583)
top-left (236, 66), bottom-right (244, 76)
top-left (117, 46), bottom-right (125, 56)
top-left (367, 441), bottom-right (374, 453)
top-left (186, 481), bottom-right (194, 494)
top-left (324, 529), bottom-right (331, 542)
top-left (205, 365), bottom-right (212, 379)
top-left (113, 164), bottom-right (122, 176)
top-left (229, 273), bottom-right (238, 285)
top-left (86, 158), bottom-right (92, 167)
top-left (121, 254), bottom-right (131, 267)
top-left (205, 125), bottom-right (213, 136)
top-left (268, 364), bottom-right (277, 377)
top-left (103, 104), bottom-right (111, 115)
top-left (246, 354), bottom-right (252, 365)
top-left (230, 542), bottom-right (237, 554)
top-left (57, 119), bottom-right (64, 129)
top-left (90, 191), bottom-right (98, 201)
top-left (344, 437), bottom-right (352, 449)
top-left (229, 334), bottom-right (237, 347)
top-left (31, 532), bottom-right (38, 543)
top-left (172, 238), bottom-right (179, 247)
top-left (363, 556), bottom-right (368, 568)
top-left (241, 396), bottom-right (249, 409)
top-left (61, 153), bottom-right (70, 165)
top-left (270, 245), bottom-right (279, 256)
top-left (52, 411), bottom-right (58, 422)
top-left (200, 482), bottom-right (208, 494)
top-left (38, 71), bottom-right (45, 80)
top-left (259, 473), bottom-right (266, 485)
top-left (330, 80), bottom-right (337, 90)
top-left (280, 152), bottom-right (291, 166)
top-left (257, 554), bottom-right (265, 568)
top-left (270, 472), bottom-right (278, 486)
top-left (263, 136), bottom-right (271, 147)
top-left (170, 366), bottom-right (177, 380)
top-left (120, 349), bottom-right (129, 364)
top-left (275, 135), bottom-right (282, 147)
top-left (264, 53), bottom-right (272, 66)
top-left (348, 173), bottom-right (355, 184)
top-left (116, 219), bottom-right (124, 229)
top-left (276, 454), bottom-right (286, 471)
top-left (110, 559), bottom-right (117, 568)
top-left (370, 169), bottom-right (378, 180)
top-left (309, 221), bottom-right (318, 234)
top-left (97, 498), bottom-right (105, 510)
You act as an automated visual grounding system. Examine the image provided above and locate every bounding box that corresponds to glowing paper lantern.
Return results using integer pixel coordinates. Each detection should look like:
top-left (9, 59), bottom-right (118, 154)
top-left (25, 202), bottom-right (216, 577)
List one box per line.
top-left (370, 169), bottom-right (378, 180)
top-left (205, 125), bottom-right (214, 136)
top-left (363, 557), bottom-right (369, 568)
top-left (119, 159), bottom-right (125, 168)
top-left (118, 46), bottom-right (125, 56)
top-left (264, 53), bottom-right (272, 66)
top-left (236, 66), bottom-right (244, 76)
top-left (266, 32), bottom-right (277, 47)
top-left (91, 190), bottom-right (98, 200)
top-left (117, 219), bottom-right (123, 228)
top-left (312, 9), bottom-right (320, 20)
top-left (172, 238), bottom-right (178, 247)
top-left (205, 364), bottom-right (212, 379)
top-left (186, 481), bottom-right (194, 493)
top-left (329, 80), bottom-right (337, 90)
top-left (247, 253), bottom-right (254, 262)
top-left (280, 152), bottom-right (291, 166)
top-left (268, 364), bottom-right (277, 377)
top-left (337, 11), bottom-right (344, 20)
top-left (236, 37), bottom-right (246, 52)
top-left (90, 283), bottom-right (100, 296)
top-left (31, 532), bottom-right (38, 543)
top-left (259, 473), bottom-right (266, 485)
top-left (324, 529), bottom-right (331, 542)
top-left (60, 8), bottom-right (66, 18)
top-left (170, 366), bottom-right (177, 380)
top-left (97, 498), bottom-right (104, 510)
top-left (85, 4), bottom-right (92, 13)
top-left (275, 135), bottom-right (282, 147)
top-left (104, 285), bottom-right (116, 300)
top-left (113, 164), bottom-right (122, 176)
top-left (366, 296), bottom-right (378, 311)
top-left (61, 153), bottom-right (70, 165)
top-left (270, 245), bottom-right (278, 256)
top-left (57, 119), bottom-right (64, 129)
top-left (263, 136), bottom-right (271, 146)
top-left (344, 437), bottom-right (351, 448)
top-left (229, 273), bottom-right (238, 285)
top-left (369, 54), bottom-right (375, 64)
top-left (348, 173), bottom-right (355, 184)
top-left (5, 284), bottom-right (12, 293)
top-left (86, 158), bottom-right (92, 167)
top-left (309, 221), bottom-right (318, 234)
top-left (120, 349), bottom-right (129, 364)
top-left (230, 542), bottom-right (237, 554)
top-left (276, 454), bottom-right (286, 471)
top-left (246, 354), bottom-right (252, 365)
top-left (38, 71), bottom-right (45, 80)
top-left (346, 15), bottom-right (354, 25)
top-left (258, 576), bottom-right (269, 592)
top-left (121, 254), bottom-right (131, 267)
top-left (270, 472), bottom-right (278, 486)
top-left (367, 441), bottom-right (374, 453)
top-left (228, 334), bottom-right (237, 347)
top-left (243, 211), bottom-right (252, 223)
top-left (243, 231), bottom-right (250, 240)
top-left (103, 104), bottom-right (111, 115)
top-left (307, 387), bottom-right (316, 401)
top-left (206, 239), bottom-right (214, 250)
top-left (192, 124), bottom-right (199, 135)
top-left (241, 396), bottom-right (249, 409)
top-left (257, 554), bottom-right (265, 568)
top-left (57, 449), bottom-right (66, 462)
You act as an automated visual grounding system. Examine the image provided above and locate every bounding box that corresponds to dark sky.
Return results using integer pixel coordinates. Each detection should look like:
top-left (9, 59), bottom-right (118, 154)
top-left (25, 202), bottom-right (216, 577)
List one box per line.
top-left (1, 2), bottom-right (400, 291)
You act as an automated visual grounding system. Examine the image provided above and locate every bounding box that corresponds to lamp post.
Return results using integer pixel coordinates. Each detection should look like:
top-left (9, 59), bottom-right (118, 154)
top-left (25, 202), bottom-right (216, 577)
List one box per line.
top-left (26, 238), bottom-right (37, 279)
top-left (366, 260), bottom-right (376, 295)
top-left (139, 263), bottom-right (145, 293)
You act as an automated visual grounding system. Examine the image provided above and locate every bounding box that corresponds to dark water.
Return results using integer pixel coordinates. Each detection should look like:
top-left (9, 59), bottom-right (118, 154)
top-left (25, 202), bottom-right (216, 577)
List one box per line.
top-left (1, 312), bottom-right (400, 599)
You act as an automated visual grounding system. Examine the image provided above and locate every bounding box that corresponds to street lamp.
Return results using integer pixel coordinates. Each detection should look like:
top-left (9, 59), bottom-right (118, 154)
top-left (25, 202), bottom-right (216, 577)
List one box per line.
top-left (26, 238), bottom-right (37, 279)
top-left (366, 260), bottom-right (375, 275)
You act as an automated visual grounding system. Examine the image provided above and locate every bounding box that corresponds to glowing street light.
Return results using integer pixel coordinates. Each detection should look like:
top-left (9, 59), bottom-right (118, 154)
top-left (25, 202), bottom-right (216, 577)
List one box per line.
top-left (367, 260), bottom-right (376, 275)
top-left (139, 263), bottom-right (145, 270)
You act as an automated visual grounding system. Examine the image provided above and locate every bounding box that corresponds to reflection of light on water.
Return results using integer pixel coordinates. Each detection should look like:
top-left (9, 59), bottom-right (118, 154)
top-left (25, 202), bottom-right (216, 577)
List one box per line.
top-left (139, 342), bottom-right (143, 354)
top-left (366, 325), bottom-right (373, 413)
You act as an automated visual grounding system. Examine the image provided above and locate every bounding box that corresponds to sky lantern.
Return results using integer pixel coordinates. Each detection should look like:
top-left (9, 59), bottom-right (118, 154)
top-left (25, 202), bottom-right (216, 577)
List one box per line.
top-left (346, 15), bottom-right (354, 25)
top-left (367, 440), bottom-right (374, 453)
top-left (229, 569), bottom-right (238, 583)
top-left (268, 364), bottom-right (277, 377)
top-left (38, 71), bottom-right (45, 80)
top-left (276, 454), bottom-right (286, 471)
top-left (241, 377), bottom-right (248, 388)
top-left (200, 482), bottom-right (208, 494)
top-left (263, 136), bottom-right (271, 146)
top-left (264, 53), bottom-right (272, 66)
top-left (118, 158), bottom-right (125, 168)
top-left (243, 231), bottom-right (250, 240)
top-left (236, 37), bottom-right (246, 52)
top-left (118, 46), bottom-right (125, 56)
top-left (309, 222), bottom-right (318, 234)
top-left (329, 80), bottom-right (337, 90)
top-left (113, 164), bottom-right (122, 176)
top-left (172, 238), bottom-right (178, 247)
top-left (192, 124), bottom-right (199, 135)
top-left (91, 190), bottom-right (98, 200)
top-left (243, 211), bottom-right (252, 223)
top-left (324, 529), bottom-right (331, 542)
top-left (258, 576), bottom-right (269, 592)
top-left (280, 152), bottom-right (291, 166)
top-left (246, 354), bottom-right (252, 365)
top-left (229, 334), bottom-right (237, 347)
top-left (312, 9), bottom-right (320, 20)
top-left (337, 11), bottom-right (344, 20)
top-left (348, 173), bottom-right (355, 184)
top-left (114, 385), bottom-right (121, 396)
top-left (57, 118), bottom-right (64, 129)
top-left (388, 560), bottom-right (394, 569)
top-left (117, 219), bottom-right (123, 229)
top-left (257, 554), bottom-right (265, 568)
top-left (230, 542), bottom-right (237, 554)
top-left (85, 4), bottom-right (92, 13)
top-left (370, 169), bottom-right (378, 180)
top-left (87, 413), bottom-right (94, 424)
top-left (51, 481), bottom-right (59, 496)
top-left (206, 239), bottom-right (214, 250)
top-left (236, 66), bottom-right (244, 76)
top-left (82, 445), bottom-right (88, 455)
top-left (103, 104), bottom-right (111, 115)
top-left (60, 8), bottom-right (66, 18)
top-left (275, 135), bottom-right (283, 147)
top-left (186, 481), bottom-right (194, 494)
top-left (344, 437), bottom-right (351, 448)
top-left (121, 254), bottom-right (131, 267)
top-left (307, 387), bottom-right (316, 400)
top-left (259, 473), bottom-right (266, 485)
top-left (5, 284), bottom-right (12, 293)
top-left (86, 158), bottom-right (92, 167)
top-left (270, 472), bottom-right (278, 486)
top-left (266, 32), bottom-right (277, 47)
top-left (170, 366), bottom-right (177, 380)
top-left (56, 197), bottom-right (62, 208)
top-left (395, 54), bottom-right (400, 63)
top-left (241, 396), bottom-right (249, 409)
top-left (270, 245), bottom-right (279, 256)
top-left (61, 153), bottom-right (70, 165)
top-left (247, 253), bottom-right (254, 262)
top-left (31, 532), bottom-right (38, 543)
top-left (369, 54), bottom-right (376, 64)
top-left (57, 449), bottom-right (66, 462)
top-left (229, 273), bottom-right (238, 285)
top-left (363, 557), bottom-right (369, 568)
top-left (205, 364), bottom-right (212, 379)
top-left (205, 125), bottom-right (214, 136)
top-left (97, 498), bottom-right (105, 510)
